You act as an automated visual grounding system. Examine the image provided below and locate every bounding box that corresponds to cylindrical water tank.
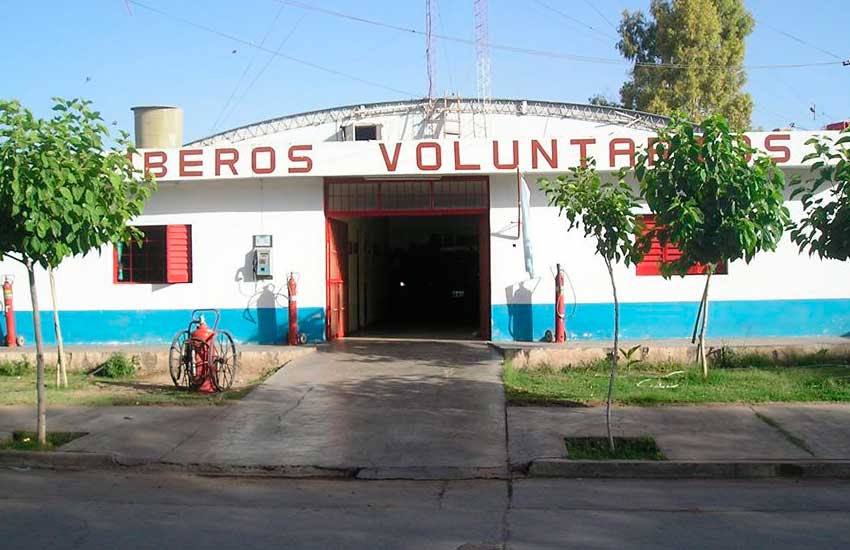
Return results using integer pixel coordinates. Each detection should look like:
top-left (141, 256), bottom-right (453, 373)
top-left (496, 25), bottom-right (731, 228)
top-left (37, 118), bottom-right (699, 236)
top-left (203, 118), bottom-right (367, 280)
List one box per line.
top-left (132, 106), bottom-right (183, 148)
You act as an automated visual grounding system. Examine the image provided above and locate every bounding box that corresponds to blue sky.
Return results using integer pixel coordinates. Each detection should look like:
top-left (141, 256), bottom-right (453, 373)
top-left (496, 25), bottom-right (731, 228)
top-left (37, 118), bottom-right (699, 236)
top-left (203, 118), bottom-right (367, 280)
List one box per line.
top-left (1, 0), bottom-right (847, 143)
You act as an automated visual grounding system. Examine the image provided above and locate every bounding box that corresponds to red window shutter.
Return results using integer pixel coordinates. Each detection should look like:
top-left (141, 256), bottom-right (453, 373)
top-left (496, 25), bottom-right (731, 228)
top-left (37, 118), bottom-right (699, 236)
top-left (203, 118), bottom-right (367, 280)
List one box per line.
top-left (636, 215), bottom-right (662, 275)
top-left (166, 225), bottom-right (192, 283)
top-left (636, 215), bottom-right (727, 276)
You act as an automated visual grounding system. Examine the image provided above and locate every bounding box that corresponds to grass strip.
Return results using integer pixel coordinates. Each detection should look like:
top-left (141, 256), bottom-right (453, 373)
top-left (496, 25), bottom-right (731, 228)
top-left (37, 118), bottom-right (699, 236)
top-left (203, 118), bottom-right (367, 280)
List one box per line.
top-left (565, 436), bottom-right (666, 460)
top-left (503, 360), bottom-right (850, 406)
top-left (0, 431), bottom-right (87, 451)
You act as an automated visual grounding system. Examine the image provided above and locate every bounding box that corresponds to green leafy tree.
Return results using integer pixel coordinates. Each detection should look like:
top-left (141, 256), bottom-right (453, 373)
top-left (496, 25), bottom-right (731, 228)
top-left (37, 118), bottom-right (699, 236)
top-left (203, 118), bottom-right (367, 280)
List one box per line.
top-left (588, 94), bottom-right (621, 108)
top-left (790, 129), bottom-right (850, 261)
top-left (0, 98), bottom-right (155, 445)
top-left (540, 161), bottom-right (644, 452)
top-left (617, 0), bottom-right (754, 129)
top-left (635, 114), bottom-right (789, 377)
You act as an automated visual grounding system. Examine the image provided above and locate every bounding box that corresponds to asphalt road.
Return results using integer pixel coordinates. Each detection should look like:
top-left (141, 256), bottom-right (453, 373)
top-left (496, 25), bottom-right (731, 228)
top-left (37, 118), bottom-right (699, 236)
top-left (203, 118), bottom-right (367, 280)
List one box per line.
top-left (2, 469), bottom-right (850, 549)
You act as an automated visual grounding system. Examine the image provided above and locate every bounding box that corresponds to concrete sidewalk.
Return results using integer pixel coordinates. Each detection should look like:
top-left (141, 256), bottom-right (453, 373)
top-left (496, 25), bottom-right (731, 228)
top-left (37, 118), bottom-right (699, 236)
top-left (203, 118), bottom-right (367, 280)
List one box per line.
top-left (2, 337), bottom-right (850, 478)
top-left (1, 339), bottom-right (508, 478)
top-left (509, 403), bottom-right (850, 476)
top-left (3, 401), bottom-right (850, 478)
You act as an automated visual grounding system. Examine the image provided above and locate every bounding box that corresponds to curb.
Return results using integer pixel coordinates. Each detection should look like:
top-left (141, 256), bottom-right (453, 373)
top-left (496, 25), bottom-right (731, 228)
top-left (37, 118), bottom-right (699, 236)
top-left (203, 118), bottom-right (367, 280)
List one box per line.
top-left (0, 450), bottom-right (356, 479)
top-left (527, 458), bottom-right (850, 479)
top-left (355, 466), bottom-right (508, 480)
top-left (7, 450), bottom-right (850, 480)
top-left (0, 451), bottom-right (507, 480)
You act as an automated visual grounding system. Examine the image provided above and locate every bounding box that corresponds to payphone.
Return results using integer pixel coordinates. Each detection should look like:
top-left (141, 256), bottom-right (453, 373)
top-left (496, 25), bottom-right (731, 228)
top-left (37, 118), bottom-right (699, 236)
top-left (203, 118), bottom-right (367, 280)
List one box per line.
top-left (252, 234), bottom-right (273, 279)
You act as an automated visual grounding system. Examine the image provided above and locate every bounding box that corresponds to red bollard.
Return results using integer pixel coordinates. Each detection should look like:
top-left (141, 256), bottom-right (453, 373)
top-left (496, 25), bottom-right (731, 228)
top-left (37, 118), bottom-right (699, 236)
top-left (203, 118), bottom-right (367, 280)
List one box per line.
top-left (287, 273), bottom-right (299, 345)
top-left (555, 264), bottom-right (566, 343)
top-left (3, 276), bottom-right (16, 347)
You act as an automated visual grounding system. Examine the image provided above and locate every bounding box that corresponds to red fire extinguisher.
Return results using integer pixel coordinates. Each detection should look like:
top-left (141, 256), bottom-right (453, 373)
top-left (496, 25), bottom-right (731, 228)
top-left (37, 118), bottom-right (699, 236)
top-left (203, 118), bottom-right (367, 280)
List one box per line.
top-left (287, 273), bottom-right (299, 345)
top-left (555, 264), bottom-right (566, 343)
top-left (3, 276), bottom-right (16, 348)
top-left (190, 316), bottom-right (216, 393)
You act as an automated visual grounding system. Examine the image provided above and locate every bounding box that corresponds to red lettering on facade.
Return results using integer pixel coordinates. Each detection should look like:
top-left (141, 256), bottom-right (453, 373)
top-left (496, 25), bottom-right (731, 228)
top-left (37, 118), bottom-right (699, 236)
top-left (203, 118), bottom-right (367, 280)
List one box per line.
top-left (416, 142), bottom-right (442, 171)
top-left (214, 148), bottom-right (239, 176)
top-left (143, 151), bottom-right (168, 178)
top-left (531, 139), bottom-right (558, 170)
top-left (251, 146), bottom-right (276, 175)
top-left (493, 140), bottom-right (519, 169)
top-left (379, 143), bottom-right (402, 172)
top-left (765, 133), bottom-right (791, 163)
top-left (454, 141), bottom-right (481, 171)
top-left (609, 138), bottom-right (635, 167)
top-left (288, 145), bottom-right (313, 173)
top-left (179, 149), bottom-right (203, 177)
top-left (569, 138), bottom-right (595, 167)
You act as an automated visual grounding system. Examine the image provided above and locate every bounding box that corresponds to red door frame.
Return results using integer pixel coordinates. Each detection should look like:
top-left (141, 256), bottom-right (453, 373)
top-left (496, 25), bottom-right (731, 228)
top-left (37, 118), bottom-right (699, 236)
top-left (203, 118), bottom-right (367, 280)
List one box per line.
top-left (325, 218), bottom-right (348, 341)
top-left (324, 177), bottom-right (491, 341)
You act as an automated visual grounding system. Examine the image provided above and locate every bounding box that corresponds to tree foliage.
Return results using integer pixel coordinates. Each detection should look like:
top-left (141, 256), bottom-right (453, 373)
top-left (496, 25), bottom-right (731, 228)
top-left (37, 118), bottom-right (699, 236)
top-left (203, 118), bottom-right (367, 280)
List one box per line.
top-left (634, 113), bottom-right (789, 376)
top-left (0, 98), bottom-right (155, 267)
top-left (617, 0), bottom-right (754, 129)
top-left (0, 97), bottom-right (155, 444)
top-left (635, 114), bottom-right (789, 274)
top-left (588, 94), bottom-right (621, 108)
top-left (540, 162), bottom-right (643, 266)
top-left (790, 129), bottom-right (850, 261)
top-left (540, 161), bottom-right (644, 451)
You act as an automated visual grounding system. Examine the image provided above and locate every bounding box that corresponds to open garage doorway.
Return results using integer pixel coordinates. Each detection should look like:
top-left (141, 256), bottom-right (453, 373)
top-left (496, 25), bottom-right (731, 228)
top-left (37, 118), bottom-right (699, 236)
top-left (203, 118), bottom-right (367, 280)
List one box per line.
top-left (325, 177), bottom-right (490, 341)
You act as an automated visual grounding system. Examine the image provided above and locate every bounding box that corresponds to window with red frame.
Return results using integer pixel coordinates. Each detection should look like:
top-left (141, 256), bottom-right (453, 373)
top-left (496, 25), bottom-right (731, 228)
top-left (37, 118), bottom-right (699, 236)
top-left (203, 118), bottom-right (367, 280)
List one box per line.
top-left (115, 225), bottom-right (193, 284)
top-left (636, 216), bottom-right (727, 276)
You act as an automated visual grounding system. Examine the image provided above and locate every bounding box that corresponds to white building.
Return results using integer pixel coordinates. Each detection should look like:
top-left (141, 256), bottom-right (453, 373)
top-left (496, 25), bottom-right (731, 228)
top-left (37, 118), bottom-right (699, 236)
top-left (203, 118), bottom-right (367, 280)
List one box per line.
top-left (2, 98), bottom-right (848, 345)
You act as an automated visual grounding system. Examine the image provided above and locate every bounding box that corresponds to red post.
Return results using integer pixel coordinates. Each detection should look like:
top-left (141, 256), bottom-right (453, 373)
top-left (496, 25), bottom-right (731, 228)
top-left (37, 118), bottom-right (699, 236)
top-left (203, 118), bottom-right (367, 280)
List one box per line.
top-left (288, 273), bottom-right (299, 345)
top-left (555, 264), bottom-right (566, 343)
top-left (3, 276), bottom-right (16, 347)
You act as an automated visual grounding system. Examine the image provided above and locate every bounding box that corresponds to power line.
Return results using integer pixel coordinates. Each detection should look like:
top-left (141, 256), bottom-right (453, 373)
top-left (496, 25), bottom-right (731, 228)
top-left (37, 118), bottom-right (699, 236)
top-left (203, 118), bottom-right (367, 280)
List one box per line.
top-left (583, 0), bottom-right (618, 31)
top-left (216, 13), bottom-right (308, 132)
top-left (210, 3), bottom-right (287, 134)
top-left (758, 19), bottom-right (844, 61)
top-left (268, 0), bottom-right (844, 72)
top-left (531, 0), bottom-right (618, 40)
top-left (126, 0), bottom-right (417, 98)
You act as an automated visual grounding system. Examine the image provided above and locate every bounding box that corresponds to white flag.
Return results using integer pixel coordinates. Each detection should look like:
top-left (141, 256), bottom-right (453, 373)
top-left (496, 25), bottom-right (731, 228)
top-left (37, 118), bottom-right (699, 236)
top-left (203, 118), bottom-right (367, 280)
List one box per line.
top-left (520, 172), bottom-right (535, 278)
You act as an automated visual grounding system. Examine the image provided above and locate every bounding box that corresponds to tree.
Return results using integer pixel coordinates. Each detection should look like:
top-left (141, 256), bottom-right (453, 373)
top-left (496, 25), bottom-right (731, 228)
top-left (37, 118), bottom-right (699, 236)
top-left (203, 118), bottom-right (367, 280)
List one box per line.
top-left (540, 162), bottom-right (644, 452)
top-left (588, 94), bottom-right (620, 108)
top-left (634, 114), bottom-right (789, 377)
top-left (0, 97), bottom-right (155, 445)
top-left (616, 0), bottom-right (754, 130)
top-left (790, 129), bottom-right (850, 261)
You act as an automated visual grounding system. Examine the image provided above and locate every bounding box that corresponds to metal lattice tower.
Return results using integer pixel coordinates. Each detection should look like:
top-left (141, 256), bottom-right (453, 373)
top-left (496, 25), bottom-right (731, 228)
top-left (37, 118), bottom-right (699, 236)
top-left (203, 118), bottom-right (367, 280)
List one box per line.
top-left (474, 0), bottom-right (491, 135)
top-left (426, 0), bottom-right (436, 100)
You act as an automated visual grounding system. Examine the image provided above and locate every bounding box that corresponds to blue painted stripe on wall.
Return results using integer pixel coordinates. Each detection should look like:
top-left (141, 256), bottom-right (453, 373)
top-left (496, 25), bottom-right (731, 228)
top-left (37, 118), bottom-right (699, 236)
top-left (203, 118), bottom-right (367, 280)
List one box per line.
top-left (491, 299), bottom-right (850, 342)
top-left (0, 307), bottom-right (326, 345)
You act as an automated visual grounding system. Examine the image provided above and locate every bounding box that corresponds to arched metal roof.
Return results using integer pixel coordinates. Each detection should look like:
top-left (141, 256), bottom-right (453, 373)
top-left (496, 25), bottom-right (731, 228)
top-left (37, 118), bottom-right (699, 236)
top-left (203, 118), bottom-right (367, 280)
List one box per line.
top-left (187, 97), bottom-right (674, 147)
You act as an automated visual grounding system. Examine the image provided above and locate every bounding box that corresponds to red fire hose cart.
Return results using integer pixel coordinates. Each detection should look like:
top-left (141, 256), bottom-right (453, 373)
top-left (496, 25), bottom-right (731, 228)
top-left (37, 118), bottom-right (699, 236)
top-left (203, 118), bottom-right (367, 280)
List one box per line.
top-left (168, 309), bottom-right (237, 393)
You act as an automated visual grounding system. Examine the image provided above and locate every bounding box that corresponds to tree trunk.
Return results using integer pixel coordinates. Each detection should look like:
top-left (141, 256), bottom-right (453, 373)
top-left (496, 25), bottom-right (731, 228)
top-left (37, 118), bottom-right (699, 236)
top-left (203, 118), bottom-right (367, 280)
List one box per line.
top-left (48, 268), bottom-right (67, 387)
top-left (698, 267), bottom-right (714, 379)
top-left (27, 261), bottom-right (47, 446)
top-left (605, 259), bottom-right (619, 453)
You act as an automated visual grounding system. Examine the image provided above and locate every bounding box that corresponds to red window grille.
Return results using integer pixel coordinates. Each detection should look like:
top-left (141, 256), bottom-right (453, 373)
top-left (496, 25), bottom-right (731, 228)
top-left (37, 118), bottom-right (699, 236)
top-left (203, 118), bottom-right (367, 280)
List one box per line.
top-left (636, 216), bottom-right (727, 276)
top-left (325, 177), bottom-right (488, 216)
top-left (115, 225), bottom-right (193, 284)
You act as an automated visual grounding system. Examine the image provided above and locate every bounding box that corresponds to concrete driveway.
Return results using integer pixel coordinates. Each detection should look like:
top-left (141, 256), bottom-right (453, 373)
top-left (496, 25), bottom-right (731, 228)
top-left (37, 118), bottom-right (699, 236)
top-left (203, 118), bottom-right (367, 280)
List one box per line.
top-left (165, 340), bottom-right (507, 476)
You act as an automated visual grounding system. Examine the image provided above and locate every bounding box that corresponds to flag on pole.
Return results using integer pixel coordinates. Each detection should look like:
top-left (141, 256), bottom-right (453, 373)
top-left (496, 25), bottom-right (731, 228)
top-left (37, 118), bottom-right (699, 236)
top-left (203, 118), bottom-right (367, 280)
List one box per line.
top-left (519, 172), bottom-right (535, 278)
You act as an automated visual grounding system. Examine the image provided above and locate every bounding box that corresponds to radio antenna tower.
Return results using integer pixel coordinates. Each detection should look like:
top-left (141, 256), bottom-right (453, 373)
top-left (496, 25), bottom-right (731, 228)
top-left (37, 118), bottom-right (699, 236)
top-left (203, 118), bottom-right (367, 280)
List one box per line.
top-left (426, 0), bottom-right (436, 99)
top-left (474, 0), bottom-right (491, 134)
